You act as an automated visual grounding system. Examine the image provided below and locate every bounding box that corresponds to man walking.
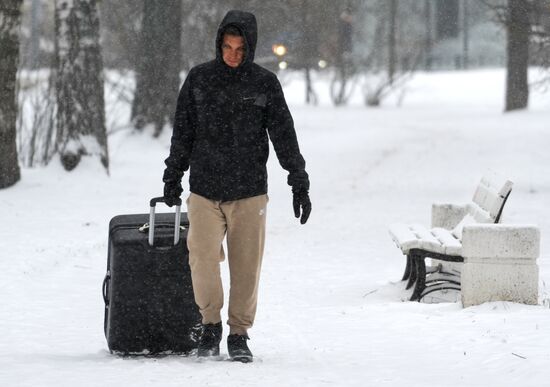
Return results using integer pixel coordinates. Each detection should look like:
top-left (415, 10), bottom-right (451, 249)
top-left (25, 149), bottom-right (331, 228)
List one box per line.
top-left (162, 10), bottom-right (311, 363)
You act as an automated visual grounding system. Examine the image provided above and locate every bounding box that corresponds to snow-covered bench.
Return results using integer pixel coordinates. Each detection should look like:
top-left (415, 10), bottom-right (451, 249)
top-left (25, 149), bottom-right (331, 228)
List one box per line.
top-left (388, 171), bottom-right (540, 305)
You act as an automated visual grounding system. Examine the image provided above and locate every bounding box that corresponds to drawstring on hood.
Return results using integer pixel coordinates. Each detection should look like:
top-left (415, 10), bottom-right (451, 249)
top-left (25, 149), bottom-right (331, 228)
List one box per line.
top-left (216, 10), bottom-right (257, 68)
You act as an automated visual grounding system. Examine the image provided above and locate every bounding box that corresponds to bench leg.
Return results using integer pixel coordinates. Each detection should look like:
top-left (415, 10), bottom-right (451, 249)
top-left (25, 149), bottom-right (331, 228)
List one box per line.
top-left (410, 254), bottom-right (426, 301)
top-left (406, 258), bottom-right (417, 290)
top-left (402, 254), bottom-right (412, 281)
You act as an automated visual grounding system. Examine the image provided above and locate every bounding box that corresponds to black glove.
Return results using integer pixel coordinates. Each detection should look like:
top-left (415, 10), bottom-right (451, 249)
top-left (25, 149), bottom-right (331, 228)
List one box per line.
top-left (292, 187), bottom-right (311, 225)
top-left (163, 181), bottom-right (183, 207)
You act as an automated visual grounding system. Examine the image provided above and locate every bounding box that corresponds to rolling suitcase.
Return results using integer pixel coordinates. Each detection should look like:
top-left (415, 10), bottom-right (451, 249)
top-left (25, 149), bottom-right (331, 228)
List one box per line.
top-left (103, 197), bottom-right (201, 355)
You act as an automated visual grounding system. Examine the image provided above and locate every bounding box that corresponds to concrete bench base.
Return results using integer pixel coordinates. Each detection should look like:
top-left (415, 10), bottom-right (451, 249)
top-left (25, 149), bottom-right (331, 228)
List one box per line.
top-left (460, 224), bottom-right (540, 307)
top-left (462, 262), bottom-right (539, 307)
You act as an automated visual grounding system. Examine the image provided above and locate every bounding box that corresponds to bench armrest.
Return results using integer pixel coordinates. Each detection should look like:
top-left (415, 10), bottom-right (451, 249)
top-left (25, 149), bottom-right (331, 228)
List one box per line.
top-left (462, 224), bottom-right (540, 260)
top-left (431, 203), bottom-right (469, 229)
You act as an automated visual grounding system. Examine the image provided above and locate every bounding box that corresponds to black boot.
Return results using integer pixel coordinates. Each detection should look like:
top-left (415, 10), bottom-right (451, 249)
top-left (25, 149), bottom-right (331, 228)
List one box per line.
top-left (197, 322), bottom-right (222, 357)
top-left (227, 334), bottom-right (253, 363)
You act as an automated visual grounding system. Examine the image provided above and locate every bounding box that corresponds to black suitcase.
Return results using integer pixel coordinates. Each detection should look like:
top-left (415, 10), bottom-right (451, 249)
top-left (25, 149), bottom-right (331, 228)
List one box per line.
top-left (103, 197), bottom-right (201, 355)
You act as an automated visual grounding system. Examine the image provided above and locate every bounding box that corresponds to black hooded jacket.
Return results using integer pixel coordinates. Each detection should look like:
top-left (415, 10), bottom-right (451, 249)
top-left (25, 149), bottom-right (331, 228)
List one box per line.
top-left (163, 10), bottom-right (309, 202)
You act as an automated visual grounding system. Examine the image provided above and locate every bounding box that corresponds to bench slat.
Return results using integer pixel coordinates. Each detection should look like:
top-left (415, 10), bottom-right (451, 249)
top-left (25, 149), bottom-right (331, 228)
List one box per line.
top-left (467, 202), bottom-right (493, 223)
top-left (389, 224), bottom-right (462, 256)
top-left (432, 227), bottom-right (462, 256)
top-left (479, 170), bottom-right (514, 197)
top-left (472, 171), bottom-right (513, 220)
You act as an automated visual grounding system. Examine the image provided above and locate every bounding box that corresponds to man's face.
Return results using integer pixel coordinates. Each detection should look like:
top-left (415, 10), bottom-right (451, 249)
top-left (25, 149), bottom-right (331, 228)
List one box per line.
top-left (222, 34), bottom-right (245, 68)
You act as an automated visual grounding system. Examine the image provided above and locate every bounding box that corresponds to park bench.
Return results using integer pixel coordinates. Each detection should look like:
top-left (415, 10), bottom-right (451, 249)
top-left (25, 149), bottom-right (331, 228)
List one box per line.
top-left (388, 171), bottom-right (540, 305)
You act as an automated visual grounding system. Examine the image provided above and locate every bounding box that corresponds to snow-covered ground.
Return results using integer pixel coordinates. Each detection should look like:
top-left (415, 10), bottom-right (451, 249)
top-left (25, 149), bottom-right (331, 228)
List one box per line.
top-left (2, 68), bottom-right (550, 386)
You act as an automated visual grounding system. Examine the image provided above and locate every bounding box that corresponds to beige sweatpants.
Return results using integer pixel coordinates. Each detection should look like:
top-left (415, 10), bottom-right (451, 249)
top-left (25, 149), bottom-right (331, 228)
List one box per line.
top-left (186, 192), bottom-right (268, 335)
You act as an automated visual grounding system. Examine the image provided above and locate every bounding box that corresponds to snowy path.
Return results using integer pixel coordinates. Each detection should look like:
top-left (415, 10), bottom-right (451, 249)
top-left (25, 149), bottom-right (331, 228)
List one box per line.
top-left (2, 70), bottom-right (550, 386)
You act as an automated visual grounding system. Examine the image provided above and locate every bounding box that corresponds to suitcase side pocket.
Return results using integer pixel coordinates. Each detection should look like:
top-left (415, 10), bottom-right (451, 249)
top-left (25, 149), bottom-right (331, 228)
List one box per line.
top-left (103, 271), bottom-right (110, 336)
top-left (103, 271), bottom-right (110, 305)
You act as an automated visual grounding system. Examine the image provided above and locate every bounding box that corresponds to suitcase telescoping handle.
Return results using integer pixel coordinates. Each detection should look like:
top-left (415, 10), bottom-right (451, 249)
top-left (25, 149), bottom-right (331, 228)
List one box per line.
top-left (149, 196), bottom-right (182, 246)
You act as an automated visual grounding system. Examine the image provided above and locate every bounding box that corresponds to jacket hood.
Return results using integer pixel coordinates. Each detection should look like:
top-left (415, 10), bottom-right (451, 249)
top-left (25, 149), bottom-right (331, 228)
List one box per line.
top-left (216, 10), bottom-right (257, 67)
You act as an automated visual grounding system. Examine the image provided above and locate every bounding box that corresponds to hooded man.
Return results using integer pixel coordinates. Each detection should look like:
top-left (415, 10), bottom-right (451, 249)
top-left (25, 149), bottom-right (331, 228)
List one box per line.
top-left (162, 10), bottom-right (311, 363)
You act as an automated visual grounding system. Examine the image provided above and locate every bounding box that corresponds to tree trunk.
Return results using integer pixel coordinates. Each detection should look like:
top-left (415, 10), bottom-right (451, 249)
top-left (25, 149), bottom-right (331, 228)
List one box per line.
top-left (0, 0), bottom-right (22, 189)
top-left (54, 0), bottom-right (109, 171)
top-left (388, 0), bottom-right (397, 84)
top-left (298, 0), bottom-right (317, 105)
top-left (29, 0), bottom-right (41, 69)
top-left (424, 0), bottom-right (433, 71)
top-left (505, 0), bottom-right (530, 112)
top-left (462, 0), bottom-right (469, 69)
top-left (131, 0), bottom-right (182, 137)
top-left (436, 0), bottom-right (459, 39)
top-left (331, 3), bottom-right (354, 106)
